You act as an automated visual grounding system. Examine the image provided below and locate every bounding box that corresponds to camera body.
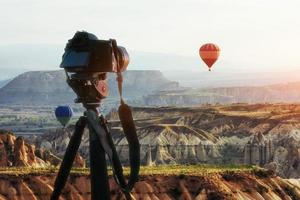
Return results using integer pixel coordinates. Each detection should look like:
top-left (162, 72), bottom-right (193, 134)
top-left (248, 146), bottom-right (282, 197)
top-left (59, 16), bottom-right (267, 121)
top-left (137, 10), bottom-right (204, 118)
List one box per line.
top-left (60, 31), bottom-right (129, 73)
top-left (60, 31), bottom-right (130, 106)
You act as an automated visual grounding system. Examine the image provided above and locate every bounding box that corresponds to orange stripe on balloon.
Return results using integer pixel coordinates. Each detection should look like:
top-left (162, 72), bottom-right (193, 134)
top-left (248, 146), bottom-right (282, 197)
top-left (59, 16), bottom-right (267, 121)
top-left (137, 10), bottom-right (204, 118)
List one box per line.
top-left (199, 51), bottom-right (220, 59)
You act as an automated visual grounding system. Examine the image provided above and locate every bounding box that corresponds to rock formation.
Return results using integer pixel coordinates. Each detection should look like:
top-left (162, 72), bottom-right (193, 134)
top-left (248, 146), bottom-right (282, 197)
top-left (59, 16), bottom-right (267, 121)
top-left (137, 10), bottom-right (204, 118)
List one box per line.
top-left (263, 131), bottom-right (300, 178)
top-left (73, 153), bottom-right (86, 168)
top-left (244, 133), bottom-right (273, 166)
top-left (146, 145), bottom-right (153, 166)
top-left (0, 129), bottom-right (85, 168)
top-left (0, 130), bottom-right (49, 167)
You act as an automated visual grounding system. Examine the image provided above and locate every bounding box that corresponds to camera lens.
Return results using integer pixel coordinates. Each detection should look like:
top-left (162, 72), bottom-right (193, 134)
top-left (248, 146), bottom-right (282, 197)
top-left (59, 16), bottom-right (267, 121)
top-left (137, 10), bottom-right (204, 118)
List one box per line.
top-left (117, 46), bottom-right (130, 72)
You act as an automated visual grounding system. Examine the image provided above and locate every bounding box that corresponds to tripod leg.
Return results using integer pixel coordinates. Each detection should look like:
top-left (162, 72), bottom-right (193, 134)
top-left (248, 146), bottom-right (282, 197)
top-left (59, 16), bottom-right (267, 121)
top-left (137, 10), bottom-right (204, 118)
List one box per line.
top-left (86, 109), bottom-right (133, 199)
top-left (89, 124), bottom-right (111, 200)
top-left (51, 116), bottom-right (87, 200)
top-left (100, 117), bottom-right (128, 189)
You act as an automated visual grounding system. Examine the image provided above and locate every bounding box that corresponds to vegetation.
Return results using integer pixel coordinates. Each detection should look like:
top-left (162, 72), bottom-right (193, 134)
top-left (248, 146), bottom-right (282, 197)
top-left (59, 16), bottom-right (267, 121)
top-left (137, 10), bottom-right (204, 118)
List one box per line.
top-left (0, 164), bottom-right (259, 177)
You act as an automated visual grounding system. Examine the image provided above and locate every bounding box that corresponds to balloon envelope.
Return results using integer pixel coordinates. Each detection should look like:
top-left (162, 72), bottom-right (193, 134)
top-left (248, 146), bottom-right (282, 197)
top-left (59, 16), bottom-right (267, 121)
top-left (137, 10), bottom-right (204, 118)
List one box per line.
top-left (55, 106), bottom-right (73, 127)
top-left (199, 43), bottom-right (220, 71)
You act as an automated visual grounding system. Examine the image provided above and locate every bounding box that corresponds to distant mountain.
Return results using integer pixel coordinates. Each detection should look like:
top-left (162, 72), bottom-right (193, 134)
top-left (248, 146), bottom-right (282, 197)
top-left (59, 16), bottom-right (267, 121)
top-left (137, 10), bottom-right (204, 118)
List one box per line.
top-left (143, 81), bottom-right (300, 106)
top-left (0, 79), bottom-right (10, 88)
top-left (0, 70), bottom-right (179, 106)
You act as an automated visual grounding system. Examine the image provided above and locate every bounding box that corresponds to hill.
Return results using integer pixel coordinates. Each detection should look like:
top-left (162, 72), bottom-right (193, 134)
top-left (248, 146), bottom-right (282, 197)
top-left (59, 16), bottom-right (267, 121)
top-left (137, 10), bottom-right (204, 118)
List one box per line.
top-left (0, 70), bottom-right (179, 106)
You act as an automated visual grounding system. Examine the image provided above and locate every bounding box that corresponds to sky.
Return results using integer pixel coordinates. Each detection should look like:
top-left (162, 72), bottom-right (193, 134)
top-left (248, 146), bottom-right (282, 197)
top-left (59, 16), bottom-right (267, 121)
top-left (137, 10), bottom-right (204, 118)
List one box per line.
top-left (0, 0), bottom-right (300, 73)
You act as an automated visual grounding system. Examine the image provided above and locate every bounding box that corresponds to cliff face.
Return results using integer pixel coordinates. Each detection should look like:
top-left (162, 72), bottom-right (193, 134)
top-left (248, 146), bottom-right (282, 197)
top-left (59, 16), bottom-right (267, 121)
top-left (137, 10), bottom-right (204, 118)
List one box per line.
top-left (0, 171), bottom-right (299, 200)
top-left (0, 70), bottom-right (180, 105)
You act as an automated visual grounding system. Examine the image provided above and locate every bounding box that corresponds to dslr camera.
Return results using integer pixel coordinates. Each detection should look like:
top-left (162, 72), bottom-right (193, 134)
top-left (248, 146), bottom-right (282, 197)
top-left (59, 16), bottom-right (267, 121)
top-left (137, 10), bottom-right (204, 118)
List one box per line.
top-left (60, 31), bottom-right (130, 106)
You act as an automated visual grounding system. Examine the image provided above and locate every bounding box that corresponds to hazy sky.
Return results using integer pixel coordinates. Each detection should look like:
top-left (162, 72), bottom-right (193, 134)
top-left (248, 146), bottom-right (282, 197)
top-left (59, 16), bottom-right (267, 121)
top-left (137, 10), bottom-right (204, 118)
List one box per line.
top-left (1, 0), bottom-right (300, 72)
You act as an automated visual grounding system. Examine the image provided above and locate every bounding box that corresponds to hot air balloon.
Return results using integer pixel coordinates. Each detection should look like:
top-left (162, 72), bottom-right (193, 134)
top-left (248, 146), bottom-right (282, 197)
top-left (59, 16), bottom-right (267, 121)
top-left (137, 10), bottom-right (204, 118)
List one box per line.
top-left (199, 43), bottom-right (220, 71)
top-left (55, 106), bottom-right (73, 127)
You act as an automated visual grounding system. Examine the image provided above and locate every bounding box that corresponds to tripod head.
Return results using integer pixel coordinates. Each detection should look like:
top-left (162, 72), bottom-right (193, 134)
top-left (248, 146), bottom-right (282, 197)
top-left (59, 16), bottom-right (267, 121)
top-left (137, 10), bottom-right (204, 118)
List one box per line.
top-left (66, 72), bottom-right (108, 109)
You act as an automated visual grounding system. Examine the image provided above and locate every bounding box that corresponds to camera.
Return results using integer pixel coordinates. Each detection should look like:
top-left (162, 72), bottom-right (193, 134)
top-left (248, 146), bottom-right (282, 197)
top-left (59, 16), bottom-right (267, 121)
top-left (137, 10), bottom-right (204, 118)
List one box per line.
top-left (59, 31), bottom-right (130, 105)
top-left (60, 31), bottom-right (129, 73)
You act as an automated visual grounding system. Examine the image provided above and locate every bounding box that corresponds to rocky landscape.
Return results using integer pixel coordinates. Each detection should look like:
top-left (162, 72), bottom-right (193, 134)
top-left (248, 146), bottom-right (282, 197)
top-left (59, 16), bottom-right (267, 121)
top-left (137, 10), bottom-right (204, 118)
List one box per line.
top-left (30, 103), bottom-right (300, 179)
top-left (0, 168), bottom-right (300, 200)
top-left (2, 70), bottom-right (300, 199)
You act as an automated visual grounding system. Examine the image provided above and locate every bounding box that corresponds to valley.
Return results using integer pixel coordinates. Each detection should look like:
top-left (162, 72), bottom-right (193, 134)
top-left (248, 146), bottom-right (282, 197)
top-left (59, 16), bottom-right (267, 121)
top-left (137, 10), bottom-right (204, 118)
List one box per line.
top-left (20, 103), bottom-right (300, 179)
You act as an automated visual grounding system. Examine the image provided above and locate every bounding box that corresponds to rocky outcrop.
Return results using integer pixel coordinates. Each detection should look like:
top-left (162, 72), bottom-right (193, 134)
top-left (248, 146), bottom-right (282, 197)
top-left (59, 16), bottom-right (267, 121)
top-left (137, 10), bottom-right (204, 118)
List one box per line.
top-left (0, 130), bottom-right (49, 167)
top-left (242, 130), bottom-right (300, 178)
top-left (73, 153), bottom-right (86, 168)
top-left (0, 130), bottom-right (61, 167)
top-left (262, 131), bottom-right (300, 178)
top-left (244, 133), bottom-right (273, 166)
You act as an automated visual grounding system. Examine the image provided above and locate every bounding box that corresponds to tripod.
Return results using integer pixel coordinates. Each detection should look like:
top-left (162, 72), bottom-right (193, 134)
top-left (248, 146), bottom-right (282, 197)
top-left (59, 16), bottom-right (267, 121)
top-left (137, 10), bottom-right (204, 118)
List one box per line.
top-left (50, 107), bottom-right (134, 200)
top-left (51, 50), bottom-right (140, 199)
